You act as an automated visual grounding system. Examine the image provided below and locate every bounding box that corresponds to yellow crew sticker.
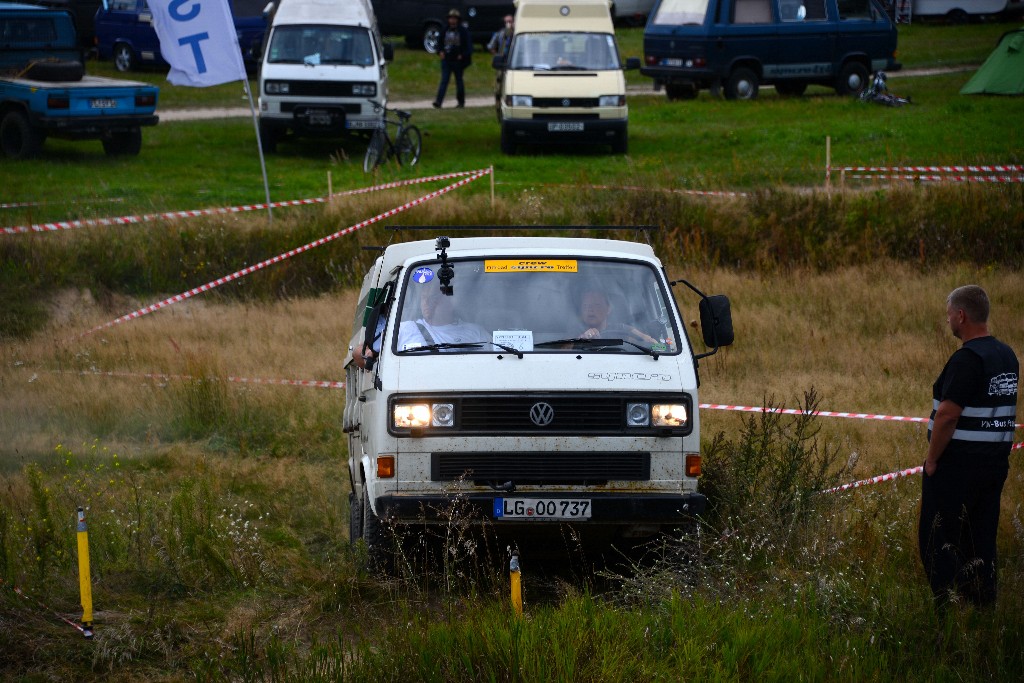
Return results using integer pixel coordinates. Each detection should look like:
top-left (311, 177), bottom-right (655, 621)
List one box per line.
top-left (485, 260), bottom-right (578, 273)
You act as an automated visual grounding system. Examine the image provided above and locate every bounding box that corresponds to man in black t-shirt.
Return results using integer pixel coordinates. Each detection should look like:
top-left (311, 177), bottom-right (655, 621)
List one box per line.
top-left (919, 285), bottom-right (1019, 610)
top-left (432, 9), bottom-right (473, 109)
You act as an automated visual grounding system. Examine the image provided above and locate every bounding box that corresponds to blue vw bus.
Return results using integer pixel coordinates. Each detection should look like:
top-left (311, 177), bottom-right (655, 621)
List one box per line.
top-left (641, 0), bottom-right (900, 99)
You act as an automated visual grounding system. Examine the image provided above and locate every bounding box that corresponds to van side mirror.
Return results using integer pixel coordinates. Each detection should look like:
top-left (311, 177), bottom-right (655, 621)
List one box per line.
top-left (698, 295), bottom-right (734, 350)
top-left (492, 54), bottom-right (506, 70)
top-left (669, 279), bottom-right (735, 360)
top-left (383, 41), bottom-right (394, 62)
top-left (624, 56), bottom-right (641, 70)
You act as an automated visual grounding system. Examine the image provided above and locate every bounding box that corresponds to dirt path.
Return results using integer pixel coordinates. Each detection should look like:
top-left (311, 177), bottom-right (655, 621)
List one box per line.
top-left (158, 66), bottom-right (976, 122)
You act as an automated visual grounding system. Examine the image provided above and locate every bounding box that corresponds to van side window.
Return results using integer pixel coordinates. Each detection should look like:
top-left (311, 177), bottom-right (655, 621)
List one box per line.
top-left (650, 0), bottom-right (711, 26)
top-left (837, 0), bottom-right (874, 19)
top-left (779, 0), bottom-right (827, 21)
top-left (1, 18), bottom-right (57, 43)
top-left (732, 0), bottom-right (772, 24)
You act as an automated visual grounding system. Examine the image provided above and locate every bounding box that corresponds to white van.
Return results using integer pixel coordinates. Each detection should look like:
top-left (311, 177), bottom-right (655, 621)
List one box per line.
top-left (912, 0), bottom-right (1007, 22)
top-left (257, 0), bottom-right (392, 153)
top-left (493, 0), bottom-right (640, 155)
top-left (343, 234), bottom-right (734, 567)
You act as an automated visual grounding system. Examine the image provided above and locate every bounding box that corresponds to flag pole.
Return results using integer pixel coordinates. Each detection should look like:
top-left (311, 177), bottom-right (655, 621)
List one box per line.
top-left (242, 77), bottom-right (273, 225)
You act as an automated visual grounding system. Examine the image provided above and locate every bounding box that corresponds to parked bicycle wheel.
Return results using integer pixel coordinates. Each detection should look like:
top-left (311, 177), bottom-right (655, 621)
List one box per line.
top-left (363, 128), bottom-right (386, 172)
top-left (396, 126), bottom-right (422, 167)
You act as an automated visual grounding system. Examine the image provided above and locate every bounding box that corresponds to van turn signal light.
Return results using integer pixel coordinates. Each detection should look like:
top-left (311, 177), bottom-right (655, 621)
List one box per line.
top-left (377, 455), bottom-right (395, 478)
top-left (685, 454), bottom-right (701, 478)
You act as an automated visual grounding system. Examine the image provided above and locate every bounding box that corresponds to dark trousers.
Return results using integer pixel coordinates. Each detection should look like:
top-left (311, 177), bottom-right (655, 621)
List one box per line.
top-left (435, 61), bottom-right (466, 106)
top-left (918, 459), bottom-right (1008, 608)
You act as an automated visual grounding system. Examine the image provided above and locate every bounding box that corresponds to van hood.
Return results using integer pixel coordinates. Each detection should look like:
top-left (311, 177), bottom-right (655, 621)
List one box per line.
top-left (504, 69), bottom-right (624, 98)
top-left (389, 354), bottom-right (693, 394)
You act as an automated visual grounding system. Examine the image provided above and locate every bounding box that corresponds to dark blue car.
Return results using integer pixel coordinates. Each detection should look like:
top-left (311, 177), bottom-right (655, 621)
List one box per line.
top-left (641, 0), bottom-right (901, 100)
top-left (94, 0), bottom-right (266, 72)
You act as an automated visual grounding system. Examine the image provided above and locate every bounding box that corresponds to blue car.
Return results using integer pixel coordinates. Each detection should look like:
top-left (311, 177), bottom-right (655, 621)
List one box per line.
top-left (94, 0), bottom-right (266, 72)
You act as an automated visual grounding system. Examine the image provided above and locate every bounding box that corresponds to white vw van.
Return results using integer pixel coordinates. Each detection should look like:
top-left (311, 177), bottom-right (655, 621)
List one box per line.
top-left (343, 233), bottom-right (733, 567)
top-left (493, 0), bottom-right (640, 155)
top-left (257, 0), bottom-right (392, 152)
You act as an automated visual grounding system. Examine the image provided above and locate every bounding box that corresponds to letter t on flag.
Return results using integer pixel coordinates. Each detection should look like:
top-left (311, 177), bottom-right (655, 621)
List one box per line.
top-left (149, 0), bottom-right (247, 87)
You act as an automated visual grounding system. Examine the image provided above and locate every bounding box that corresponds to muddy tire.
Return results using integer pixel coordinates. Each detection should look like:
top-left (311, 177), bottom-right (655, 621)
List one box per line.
top-left (1, 110), bottom-right (43, 159)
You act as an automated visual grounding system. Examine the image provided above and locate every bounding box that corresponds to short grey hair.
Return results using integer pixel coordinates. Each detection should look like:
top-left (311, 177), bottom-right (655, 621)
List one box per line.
top-left (947, 285), bottom-right (989, 323)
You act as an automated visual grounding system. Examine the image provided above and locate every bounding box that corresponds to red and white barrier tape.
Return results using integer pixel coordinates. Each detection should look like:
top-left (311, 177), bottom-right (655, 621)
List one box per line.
top-left (698, 402), bottom-right (1022, 430)
top-left (843, 173), bottom-right (1023, 184)
top-left (65, 369), bottom-right (345, 389)
top-left (819, 465), bottom-right (924, 495)
top-left (840, 164), bottom-right (1024, 174)
top-left (1, 170), bottom-right (484, 236)
top-left (1, 577), bottom-right (87, 635)
top-left (77, 168), bottom-right (491, 338)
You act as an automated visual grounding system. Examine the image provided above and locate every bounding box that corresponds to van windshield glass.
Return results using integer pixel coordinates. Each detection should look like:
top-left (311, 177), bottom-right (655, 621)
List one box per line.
top-left (651, 0), bottom-right (710, 25)
top-left (267, 26), bottom-right (373, 65)
top-left (508, 32), bottom-right (620, 70)
top-left (393, 258), bottom-right (681, 356)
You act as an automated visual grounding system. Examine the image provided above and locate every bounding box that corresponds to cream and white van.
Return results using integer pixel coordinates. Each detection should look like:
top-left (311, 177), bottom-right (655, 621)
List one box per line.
top-left (343, 234), bottom-right (734, 567)
top-left (257, 0), bottom-right (392, 153)
top-left (493, 0), bottom-right (640, 155)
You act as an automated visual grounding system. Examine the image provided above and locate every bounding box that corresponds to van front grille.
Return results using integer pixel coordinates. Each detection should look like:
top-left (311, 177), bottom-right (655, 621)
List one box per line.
top-left (431, 451), bottom-right (650, 484)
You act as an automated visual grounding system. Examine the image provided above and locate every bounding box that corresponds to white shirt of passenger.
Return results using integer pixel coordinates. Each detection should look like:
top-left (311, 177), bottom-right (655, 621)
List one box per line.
top-left (397, 319), bottom-right (488, 350)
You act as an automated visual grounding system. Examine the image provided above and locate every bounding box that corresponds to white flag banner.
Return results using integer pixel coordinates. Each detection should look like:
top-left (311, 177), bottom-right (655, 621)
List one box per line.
top-left (149, 0), bottom-right (246, 87)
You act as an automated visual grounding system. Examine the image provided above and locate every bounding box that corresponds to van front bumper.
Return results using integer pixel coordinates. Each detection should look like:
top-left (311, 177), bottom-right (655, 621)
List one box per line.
top-left (375, 491), bottom-right (706, 524)
top-left (502, 116), bottom-right (627, 146)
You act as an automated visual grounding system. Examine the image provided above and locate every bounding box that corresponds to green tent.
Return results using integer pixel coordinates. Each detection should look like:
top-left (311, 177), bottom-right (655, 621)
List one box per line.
top-left (960, 28), bottom-right (1024, 95)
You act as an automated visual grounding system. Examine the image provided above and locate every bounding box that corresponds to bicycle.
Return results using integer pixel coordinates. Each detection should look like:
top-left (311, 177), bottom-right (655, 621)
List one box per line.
top-left (363, 101), bottom-right (422, 172)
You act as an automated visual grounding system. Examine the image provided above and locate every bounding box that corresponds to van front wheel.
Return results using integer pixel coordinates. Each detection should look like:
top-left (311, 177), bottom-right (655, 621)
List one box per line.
top-left (724, 68), bottom-right (759, 100)
top-left (835, 62), bottom-right (868, 96)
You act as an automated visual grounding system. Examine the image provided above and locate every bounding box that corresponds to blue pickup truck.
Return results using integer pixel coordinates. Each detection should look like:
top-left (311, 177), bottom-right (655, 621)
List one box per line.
top-left (0, 1), bottom-right (158, 158)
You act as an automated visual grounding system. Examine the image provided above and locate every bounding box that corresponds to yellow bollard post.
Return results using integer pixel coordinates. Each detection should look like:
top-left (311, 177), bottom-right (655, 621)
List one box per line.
top-left (509, 552), bottom-right (522, 617)
top-left (76, 507), bottom-right (94, 639)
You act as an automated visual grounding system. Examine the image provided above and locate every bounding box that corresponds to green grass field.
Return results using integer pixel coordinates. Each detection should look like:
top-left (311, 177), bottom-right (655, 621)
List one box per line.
top-left (1, 17), bottom-right (1022, 682)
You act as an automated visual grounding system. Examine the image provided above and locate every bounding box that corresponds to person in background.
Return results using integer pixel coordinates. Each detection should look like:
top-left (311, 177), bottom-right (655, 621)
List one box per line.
top-left (432, 9), bottom-right (472, 109)
top-left (487, 14), bottom-right (514, 57)
top-left (919, 285), bottom-right (1019, 612)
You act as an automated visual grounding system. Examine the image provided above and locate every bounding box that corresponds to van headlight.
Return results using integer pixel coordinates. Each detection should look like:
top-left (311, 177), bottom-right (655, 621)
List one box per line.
top-left (505, 94), bottom-right (532, 106)
top-left (626, 402), bottom-right (690, 430)
top-left (599, 95), bottom-right (625, 106)
top-left (265, 81), bottom-right (289, 94)
top-left (393, 402), bottom-right (455, 429)
top-left (652, 404), bottom-right (688, 428)
top-left (352, 84), bottom-right (376, 96)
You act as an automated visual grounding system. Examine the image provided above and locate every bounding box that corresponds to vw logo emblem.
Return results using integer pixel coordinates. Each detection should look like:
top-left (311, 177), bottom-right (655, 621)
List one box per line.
top-left (530, 402), bottom-right (555, 426)
top-left (562, 98), bottom-right (570, 107)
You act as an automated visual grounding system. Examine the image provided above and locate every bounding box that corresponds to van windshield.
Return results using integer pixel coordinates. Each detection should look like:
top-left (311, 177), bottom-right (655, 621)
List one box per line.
top-left (393, 257), bottom-right (681, 356)
top-left (508, 32), bottom-right (620, 71)
top-left (267, 25), bottom-right (374, 65)
top-left (650, 0), bottom-right (710, 25)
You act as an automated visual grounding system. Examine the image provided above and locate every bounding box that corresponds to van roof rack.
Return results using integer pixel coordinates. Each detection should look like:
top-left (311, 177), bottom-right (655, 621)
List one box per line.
top-left (385, 225), bottom-right (657, 243)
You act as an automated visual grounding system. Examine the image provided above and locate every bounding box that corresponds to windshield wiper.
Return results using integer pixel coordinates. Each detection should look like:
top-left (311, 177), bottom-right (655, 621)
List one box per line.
top-left (402, 342), bottom-right (484, 353)
top-left (487, 341), bottom-right (524, 359)
top-left (534, 337), bottom-right (660, 359)
top-left (401, 341), bottom-right (524, 359)
top-left (534, 337), bottom-right (624, 348)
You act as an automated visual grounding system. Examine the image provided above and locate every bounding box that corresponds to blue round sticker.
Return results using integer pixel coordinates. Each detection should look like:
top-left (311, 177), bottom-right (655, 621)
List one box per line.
top-left (413, 267), bottom-right (434, 284)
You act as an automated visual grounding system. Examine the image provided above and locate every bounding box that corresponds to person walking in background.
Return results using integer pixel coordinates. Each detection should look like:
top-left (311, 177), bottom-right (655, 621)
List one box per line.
top-left (919, 285), bottom-right (1019, 612)
top-left (433, 9), bottom-right (473, 109)
top-left (487, 14), bottom-right (514, 57)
